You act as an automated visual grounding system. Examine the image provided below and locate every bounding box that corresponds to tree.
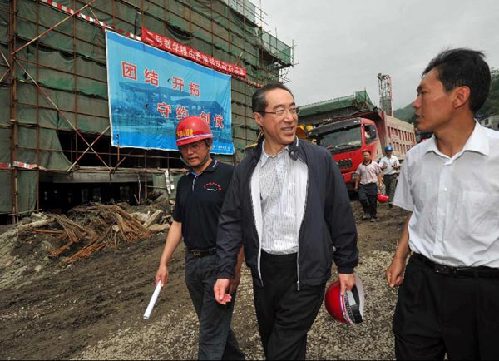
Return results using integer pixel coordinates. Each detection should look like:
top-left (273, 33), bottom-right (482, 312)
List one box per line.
top-left (477, 68), bottom-right (499, 118)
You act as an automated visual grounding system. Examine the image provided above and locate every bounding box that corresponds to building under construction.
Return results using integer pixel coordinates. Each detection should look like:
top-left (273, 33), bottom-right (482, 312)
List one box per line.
top-left (0, 0), bottom-right (293, 222)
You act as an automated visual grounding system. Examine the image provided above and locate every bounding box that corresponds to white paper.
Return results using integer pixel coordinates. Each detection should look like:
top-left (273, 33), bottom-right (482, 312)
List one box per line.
top-left (143, 282), bottom-right (163, 319)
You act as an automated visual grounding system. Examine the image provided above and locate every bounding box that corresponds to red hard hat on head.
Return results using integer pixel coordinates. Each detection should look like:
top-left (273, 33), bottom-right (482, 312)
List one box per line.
top-left (324, 274), bottom-right (364, 325)
top-left (175, 116), bottom-right (213, 147)
top-left (377, 193), bottom-right (389, 203)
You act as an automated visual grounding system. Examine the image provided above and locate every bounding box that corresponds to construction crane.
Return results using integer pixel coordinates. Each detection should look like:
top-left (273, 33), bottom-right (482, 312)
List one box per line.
top-left (377, 73), bottom-right (393, 116)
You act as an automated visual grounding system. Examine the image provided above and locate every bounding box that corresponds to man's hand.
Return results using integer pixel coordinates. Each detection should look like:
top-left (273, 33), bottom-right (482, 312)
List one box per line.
top-left (214, 278), bottom-right (232, 304)
top-left (338, 273), bottom-right (355, 295)
top-left (155, 264), bottom-right (169, 286)
top-left (386, 256), bottom-right (406, 288)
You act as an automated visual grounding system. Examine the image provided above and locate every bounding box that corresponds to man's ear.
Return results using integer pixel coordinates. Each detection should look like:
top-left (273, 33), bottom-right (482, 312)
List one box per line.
top-left (453, 86), bottom-right (471, 109)
top-left (254, 112), bottom-right (264, 127)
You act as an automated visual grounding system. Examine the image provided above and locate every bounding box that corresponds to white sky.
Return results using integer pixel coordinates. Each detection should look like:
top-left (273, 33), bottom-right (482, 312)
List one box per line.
top-left (260, 0), bottom-right (499, 110)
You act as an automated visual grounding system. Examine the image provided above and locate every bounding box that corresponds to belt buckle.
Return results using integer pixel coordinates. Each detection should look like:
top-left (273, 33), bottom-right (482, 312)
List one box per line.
top-left (434, 264), bottom-right (453, 275)
top-left (191, 250), bottom-right (202, 257)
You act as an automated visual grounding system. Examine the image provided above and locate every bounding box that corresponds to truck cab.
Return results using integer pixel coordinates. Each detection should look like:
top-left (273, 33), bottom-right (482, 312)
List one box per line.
top-left (299, 90), bottom-right (416, 191)
top-left (309, 117), bottom-right (381, 189)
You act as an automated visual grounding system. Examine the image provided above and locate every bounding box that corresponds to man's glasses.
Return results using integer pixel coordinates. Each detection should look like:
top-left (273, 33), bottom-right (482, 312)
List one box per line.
top-left (259, 106), bottom-right (300, 117)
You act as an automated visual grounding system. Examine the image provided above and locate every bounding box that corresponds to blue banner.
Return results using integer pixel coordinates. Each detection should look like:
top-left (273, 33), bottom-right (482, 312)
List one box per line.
top-left (105, 31), bottom-right (234, 155)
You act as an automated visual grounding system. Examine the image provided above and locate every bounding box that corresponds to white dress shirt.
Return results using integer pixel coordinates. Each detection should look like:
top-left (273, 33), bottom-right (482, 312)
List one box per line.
top-left (251, 141), bottom-right (308, 255)
top-left (379, 155), bottom-right (400, 176)
top-left (394, 123), bottom-right (499, 267)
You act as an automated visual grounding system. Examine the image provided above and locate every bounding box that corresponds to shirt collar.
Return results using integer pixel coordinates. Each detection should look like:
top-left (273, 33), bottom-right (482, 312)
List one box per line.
top-left (424, 122), bottom-right (489, 157)
top-left (462, 122), bottom-right (489, 156)
top-left (260, 141), bottom-right (289, 167)
top-left (188, 159), bottom-right (218, 176)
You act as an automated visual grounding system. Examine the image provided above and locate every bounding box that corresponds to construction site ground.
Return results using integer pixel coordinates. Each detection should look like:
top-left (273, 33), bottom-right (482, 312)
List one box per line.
top-left (0, 201), bottom-right (409, 360)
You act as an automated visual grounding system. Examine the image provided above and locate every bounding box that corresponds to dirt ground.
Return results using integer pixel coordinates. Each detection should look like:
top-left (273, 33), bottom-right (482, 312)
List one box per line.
top-left (0, 201), bottom-right (410, 360)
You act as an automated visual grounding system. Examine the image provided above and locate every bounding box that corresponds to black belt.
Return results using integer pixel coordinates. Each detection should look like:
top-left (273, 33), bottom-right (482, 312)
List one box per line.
top-left (412, 253), bottom-right (499, 278)
top-left (187, 248), bottom-right (216, 258)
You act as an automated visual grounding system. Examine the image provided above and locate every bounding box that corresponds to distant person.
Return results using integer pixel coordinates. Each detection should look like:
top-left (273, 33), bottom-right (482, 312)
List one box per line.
top-left (155, 116), bottom-right (244, 360)
top-left (386, 48), bottom-right (499, 360)
top-left (379, 145), bottom-right (400, 208)
top-left (214, 82), bottom-right (358, 360)
top-left (354, 150), bottom-right (383, 221)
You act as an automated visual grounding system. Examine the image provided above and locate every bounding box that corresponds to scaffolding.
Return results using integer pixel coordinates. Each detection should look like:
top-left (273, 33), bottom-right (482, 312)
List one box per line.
top-left (0, 0), bottom-right (294, 222)
top-left (378, 73), bottom-right (393, 116)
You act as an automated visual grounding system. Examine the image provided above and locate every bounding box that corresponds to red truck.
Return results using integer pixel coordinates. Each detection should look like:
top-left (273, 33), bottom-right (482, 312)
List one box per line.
top-left (299, 91), bottom-right (416, 190)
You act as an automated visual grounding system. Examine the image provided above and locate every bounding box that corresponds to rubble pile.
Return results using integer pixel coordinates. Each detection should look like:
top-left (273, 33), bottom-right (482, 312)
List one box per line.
top-left (17, 203), bottom-right (171, 264)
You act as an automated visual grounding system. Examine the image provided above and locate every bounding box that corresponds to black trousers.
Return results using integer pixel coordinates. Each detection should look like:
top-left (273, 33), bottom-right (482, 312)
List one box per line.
top-left (383, 173), bottom-right (398, 204)
top-left (253, 251), bottom-right (325, 360)
top-left (185, 254), bottom-right (245, 360)
top-left (358, 182), bottom-right (378, 217)
top-left (393, 254), bottom-right (499, 360)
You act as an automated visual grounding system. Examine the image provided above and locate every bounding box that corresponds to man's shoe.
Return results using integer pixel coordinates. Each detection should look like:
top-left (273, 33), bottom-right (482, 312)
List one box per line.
top-left (362, 214), bottom-right (370, 220)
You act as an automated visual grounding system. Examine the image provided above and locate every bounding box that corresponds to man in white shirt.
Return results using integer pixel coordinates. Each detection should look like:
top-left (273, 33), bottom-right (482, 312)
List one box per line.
top-left (354, 150), bottom-right (383, 221)
top-left (379, 145), bottom-right (400, 208)
top-left (386, 48), bottom-right (499, 360)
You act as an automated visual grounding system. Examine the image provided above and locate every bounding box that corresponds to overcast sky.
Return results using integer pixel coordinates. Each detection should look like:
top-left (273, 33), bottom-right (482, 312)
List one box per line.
top-left (260, 0), bottom-right (499, 110)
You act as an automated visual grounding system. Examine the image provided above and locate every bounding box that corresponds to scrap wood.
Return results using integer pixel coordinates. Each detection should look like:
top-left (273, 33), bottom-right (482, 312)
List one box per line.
top-left (22, 204), bottom-right (154, 263)
top-left (48, 215), bottom-right (98, 258)
top-left (148, 224), bottom-right (170, 232)
top-left (32, 229), bottom-right (64, 235)
top-left (54, 204), bottom-right (150, 262)
top-left (143, 210), bottom-right (163, 228)
top-left (17, 217), bottom-right (53, 233)
top-left (64, 242), bottom-right (106, 264)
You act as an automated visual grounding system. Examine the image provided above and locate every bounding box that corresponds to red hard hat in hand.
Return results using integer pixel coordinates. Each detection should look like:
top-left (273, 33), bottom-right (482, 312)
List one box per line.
top-left (377, 193), bottom-right (389, 203)
top-left (324, 274), bottom-right (364, 325)
top-left (175, 116), bottom-right (213, 147)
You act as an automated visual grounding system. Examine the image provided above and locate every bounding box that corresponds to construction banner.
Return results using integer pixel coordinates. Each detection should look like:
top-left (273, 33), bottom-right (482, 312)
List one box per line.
top-left (105, 31), bottom-right (234, 155)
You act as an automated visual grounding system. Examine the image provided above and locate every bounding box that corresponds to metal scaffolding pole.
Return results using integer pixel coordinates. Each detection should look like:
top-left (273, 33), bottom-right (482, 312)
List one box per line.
top-left (9, 0), bottom-right (18, 223)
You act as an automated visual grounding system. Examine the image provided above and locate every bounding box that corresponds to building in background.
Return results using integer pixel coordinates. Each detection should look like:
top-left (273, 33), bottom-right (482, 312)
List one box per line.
top-left (0, 0), bottom-right (293, 222)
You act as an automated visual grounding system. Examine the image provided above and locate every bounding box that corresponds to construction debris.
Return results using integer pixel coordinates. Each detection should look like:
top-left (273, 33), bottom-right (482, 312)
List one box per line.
top-left (15, 203), bottom-right (170, 264)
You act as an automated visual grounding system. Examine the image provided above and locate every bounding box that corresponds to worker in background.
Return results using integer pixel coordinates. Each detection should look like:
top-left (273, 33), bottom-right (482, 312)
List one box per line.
top-left (354, 150), bottom-right (383, 221)
top-left (155, 116), bottom-right (245, 360)
top-left (379, 145), bottom-right (400, 208)
top-left (386, 48), bottom-right (499, 360)
top-left (214, 82), bottom-right (358, 360)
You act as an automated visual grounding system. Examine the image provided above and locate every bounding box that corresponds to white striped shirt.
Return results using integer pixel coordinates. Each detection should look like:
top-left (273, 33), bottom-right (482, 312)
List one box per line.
top-left (258, 145), bottom-right (299, 255)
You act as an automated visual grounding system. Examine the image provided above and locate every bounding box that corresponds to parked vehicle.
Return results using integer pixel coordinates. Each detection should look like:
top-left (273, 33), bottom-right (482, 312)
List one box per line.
top-left (300, 92), bottom-right (416, 190)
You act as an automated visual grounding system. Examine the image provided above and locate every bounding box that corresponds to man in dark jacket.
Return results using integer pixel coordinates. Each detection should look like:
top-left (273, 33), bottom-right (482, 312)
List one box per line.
top-left (214, 82), bottom-right (359, 360)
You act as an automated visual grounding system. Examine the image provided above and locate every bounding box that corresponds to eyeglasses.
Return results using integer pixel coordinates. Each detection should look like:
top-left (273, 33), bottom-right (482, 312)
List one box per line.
top-left (259, 106), bottom-right (300, 117)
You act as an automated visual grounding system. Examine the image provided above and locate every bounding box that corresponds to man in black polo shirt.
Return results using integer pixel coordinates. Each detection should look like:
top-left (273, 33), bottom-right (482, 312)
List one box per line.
top-left (155, 116), bottom-right (244, 360)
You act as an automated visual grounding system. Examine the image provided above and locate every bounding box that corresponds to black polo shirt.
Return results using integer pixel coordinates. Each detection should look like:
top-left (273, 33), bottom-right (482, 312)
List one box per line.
top-left (173, 159), bottom-right (234, 250)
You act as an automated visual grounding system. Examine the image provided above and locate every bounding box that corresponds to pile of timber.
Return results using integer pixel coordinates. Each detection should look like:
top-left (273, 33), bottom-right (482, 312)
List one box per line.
top-left (19, 204), bottom-right (170, 264)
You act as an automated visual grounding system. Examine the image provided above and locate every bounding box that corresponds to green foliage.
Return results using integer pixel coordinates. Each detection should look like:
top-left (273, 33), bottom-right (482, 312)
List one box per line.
top-left (478, 68), bottom-right (499, 118)
top-left (394, 68), bottom-right (499, 121)
top-left (394, 103), bottom-right (416, 123)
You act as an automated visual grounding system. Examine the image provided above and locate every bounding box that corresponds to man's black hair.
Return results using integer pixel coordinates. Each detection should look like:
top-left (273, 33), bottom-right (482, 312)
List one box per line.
top-left (252, 82), bottom-right (294, 113)
top-left (423, 48), bottom-right (491, 113)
